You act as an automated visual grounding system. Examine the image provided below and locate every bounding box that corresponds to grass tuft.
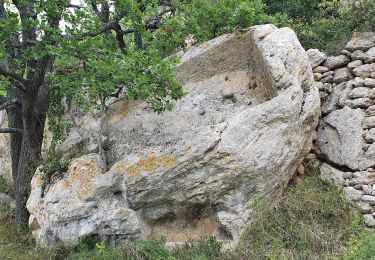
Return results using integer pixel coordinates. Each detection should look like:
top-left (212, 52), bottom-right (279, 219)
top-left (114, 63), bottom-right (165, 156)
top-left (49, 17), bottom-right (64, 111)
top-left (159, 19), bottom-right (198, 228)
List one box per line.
top-left (0, 176), bottom-right (13, 196)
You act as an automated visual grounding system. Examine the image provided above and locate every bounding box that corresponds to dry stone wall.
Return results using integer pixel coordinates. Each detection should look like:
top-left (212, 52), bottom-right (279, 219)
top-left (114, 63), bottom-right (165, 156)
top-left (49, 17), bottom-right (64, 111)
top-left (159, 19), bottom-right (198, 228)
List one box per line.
top-left (306, 32), bottom-right (375, 227)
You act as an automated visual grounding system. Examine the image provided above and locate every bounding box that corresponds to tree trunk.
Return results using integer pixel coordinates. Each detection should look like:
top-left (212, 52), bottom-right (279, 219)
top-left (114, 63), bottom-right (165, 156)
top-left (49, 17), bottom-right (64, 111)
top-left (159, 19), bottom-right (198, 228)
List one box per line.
top-left (12, 85), bottom-right (48, 225)
top-left (6, 89), bottom-right (23, 183)
top-left (134, 31), bottom-right (143, 50)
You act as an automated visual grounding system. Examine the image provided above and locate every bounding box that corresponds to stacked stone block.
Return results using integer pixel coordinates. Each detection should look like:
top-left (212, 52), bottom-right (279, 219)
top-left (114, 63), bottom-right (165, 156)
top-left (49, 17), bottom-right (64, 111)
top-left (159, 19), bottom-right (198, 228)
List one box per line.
top-left (306, 32), bottom-right (375, 227)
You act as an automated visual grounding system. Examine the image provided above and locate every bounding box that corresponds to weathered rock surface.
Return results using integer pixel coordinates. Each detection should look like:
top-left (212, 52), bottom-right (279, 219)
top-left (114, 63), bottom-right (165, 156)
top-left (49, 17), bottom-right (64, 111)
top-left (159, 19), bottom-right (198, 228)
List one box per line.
top-left (353, 64), bottom-right (375, 78)
top-left (323, 55), bottom-right (350, 70)
top-left (320, 163), bottom-right (346, 186)
top-left (317, 107), bottom-right (375, 171)
top-left (307, 49), bottom-right (327, 68)
top-left (27, 25), bottom-right (320, 247)
top-left (314, 31), bottom-right (375, 226)
top-left (0, 111), bottom-right (12, 183)
top-left (345, 32), bottom-right (375, 52)
top-left (333, 67), bottom-right (352, 83)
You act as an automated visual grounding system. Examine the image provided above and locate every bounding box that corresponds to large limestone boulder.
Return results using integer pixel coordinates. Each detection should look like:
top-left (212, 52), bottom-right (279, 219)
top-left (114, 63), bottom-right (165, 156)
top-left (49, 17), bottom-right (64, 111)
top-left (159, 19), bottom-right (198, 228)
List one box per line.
top-left (27, 25), bottom-right (320, 247)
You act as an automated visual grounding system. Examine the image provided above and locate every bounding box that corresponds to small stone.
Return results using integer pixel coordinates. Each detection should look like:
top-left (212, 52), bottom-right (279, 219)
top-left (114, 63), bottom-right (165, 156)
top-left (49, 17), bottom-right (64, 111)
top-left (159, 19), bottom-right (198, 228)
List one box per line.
top-left (305, 153), bottom-right (317, 160)
top-left (320, 163), bottom-right (345, 186)
top-left (323, 55), bottom-right (350, 70)
top-left (314, 73), bottom-right (323, 81)
top-left (341, 49), bottom-right (352, 56)
top-left (346, 32), bottom-right (375, 52)
top-left (368, 89), bottom-right (375, 99)
top-left (343, 172), bottom-right (353, 179)
top-left (353, 64), bottom-right (375, 78)
top-left (363, 116), bottom-right (375, 129)
top-left (371, 71), bottom-right (375, 79)
top-left (366, 105), bottom-right (375, 116)
top-left (336, 81), bottom-right (353, 107)
top-left (348, 87), bottom-right (371, 99)
top-left (365, 128), bottom-right (375, 143)
top-left (357, 202), bottom-right (374, 214)
top-left (363, 185), bottom-right (370, 194)
top-left (320, 91), bottom-right (328, 99)
top-left (353, 77), bottom-right (365, 87)
top-left (322, 71), bottom-right (334, 77)
top-left (373, 184), bottom-right (375, 195)
top-left (364, 78), bottom-right (375, 88)
top-left (344, 187), bottom-right (363, 202)
top-left (322, 83), bottom-right (333, 93)
top-left (313, 66), bottom-right (329, 74)
top-left (316, 82), bottom-right (324, 91)
top-left (351, 50), bottom-right (367, 61)
top-left (348, 60), bottom-right (363, 71)
top-left (364, 214), bottom-right (375, 227)
top-left (321, 75), bottom-right (333, 84)
top-left (345, 98), bottom-right (374, 109)
top-left (297, 164), bottom-right (305, 175)
top-left (365, 47), bottom-right (375, 63)
top-left (222, 89), bottom-right (235, 99)
top-left (333, 67), bottom-right (352, 84)
top-left (362, 195), bottom-right (375, 205)
top-left (307, 49), bottom-right (327, 68)
top-left (353, 171), bottom-right (375, 184)
top-left (354, 184), bottom-right (362, 189)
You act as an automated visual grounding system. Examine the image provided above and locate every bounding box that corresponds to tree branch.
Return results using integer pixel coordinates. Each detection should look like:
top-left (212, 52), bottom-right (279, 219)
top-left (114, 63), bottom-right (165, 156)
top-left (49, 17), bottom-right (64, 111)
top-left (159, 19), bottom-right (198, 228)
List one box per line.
top-left (0, 67), bottom-right (28, 90)
top-left (0, 98), bottom-right (20, 111)
top-left (67, 4), bottom-right (82, 9)
top-left (0, 127), bottom-right (23, 134)
top-left (75, 11), bottom-right (126, 40)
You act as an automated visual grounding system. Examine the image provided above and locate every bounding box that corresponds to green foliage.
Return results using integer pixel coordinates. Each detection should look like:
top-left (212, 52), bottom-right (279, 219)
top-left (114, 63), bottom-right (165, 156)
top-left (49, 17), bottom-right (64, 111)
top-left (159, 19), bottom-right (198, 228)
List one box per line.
top-left (39, 149), bottom-right (68, 176)
top-left (0, 200), bottom-right (12, 220)
top-left (39, 149), bottom-right (69, 193)
top-left (0, 0), bottom-right (186, 146)
top-left (152, 0), bottom-right (283, 56)
top-left (265, 0), bottom-right (321, 23)
top-left (0, 176), bottom-right (13, 196)
top-left (173, 236), bottom-right (222, 260)
top-left (265, 0), bottom-right (375, 53)
top-left (47, 87), bottom-right (72, 147)
top-left (345, 228), bottom-right (375, 259)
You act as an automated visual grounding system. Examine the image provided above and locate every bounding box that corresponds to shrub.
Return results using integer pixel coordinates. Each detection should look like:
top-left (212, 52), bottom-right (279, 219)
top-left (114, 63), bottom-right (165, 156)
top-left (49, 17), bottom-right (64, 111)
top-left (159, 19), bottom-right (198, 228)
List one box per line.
top-left (265, 0), bottom-right (375, 53)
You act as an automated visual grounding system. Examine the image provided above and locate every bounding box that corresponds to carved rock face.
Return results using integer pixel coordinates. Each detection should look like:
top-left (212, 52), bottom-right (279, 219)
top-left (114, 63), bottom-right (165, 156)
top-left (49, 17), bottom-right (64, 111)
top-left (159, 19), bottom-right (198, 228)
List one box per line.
top-left (27, 24), bottom-right (320, 247)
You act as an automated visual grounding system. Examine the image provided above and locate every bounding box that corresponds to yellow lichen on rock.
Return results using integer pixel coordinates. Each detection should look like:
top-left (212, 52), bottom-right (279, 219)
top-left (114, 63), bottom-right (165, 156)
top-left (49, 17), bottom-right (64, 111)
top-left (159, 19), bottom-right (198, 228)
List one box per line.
top-left (121, 154), bottom-right (178, 178)
top-left (68, 156), bottom-right (102, 198)
top-left (160, 155), bottom-right (177, 168)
